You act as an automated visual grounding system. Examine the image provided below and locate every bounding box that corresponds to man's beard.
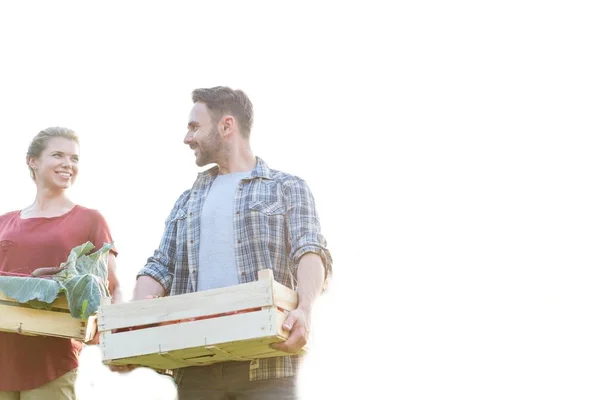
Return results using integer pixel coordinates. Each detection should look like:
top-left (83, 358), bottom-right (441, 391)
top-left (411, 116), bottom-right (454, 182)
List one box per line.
top-left (196, 127), bottom-right (223, 167)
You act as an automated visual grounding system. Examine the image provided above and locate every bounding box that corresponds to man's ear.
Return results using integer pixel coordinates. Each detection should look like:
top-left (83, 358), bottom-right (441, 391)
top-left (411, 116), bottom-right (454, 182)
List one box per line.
top-left (221, 115), bottom-right (235, 137)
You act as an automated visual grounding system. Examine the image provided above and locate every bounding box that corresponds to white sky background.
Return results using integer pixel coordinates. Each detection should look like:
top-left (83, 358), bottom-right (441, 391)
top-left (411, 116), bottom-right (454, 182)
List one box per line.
top-left (0, 1), bottom-right (599, 399)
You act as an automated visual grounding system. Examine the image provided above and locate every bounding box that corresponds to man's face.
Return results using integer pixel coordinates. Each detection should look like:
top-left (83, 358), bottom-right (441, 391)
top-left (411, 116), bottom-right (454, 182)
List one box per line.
top-left (184, 102), bottom-right (223, 167)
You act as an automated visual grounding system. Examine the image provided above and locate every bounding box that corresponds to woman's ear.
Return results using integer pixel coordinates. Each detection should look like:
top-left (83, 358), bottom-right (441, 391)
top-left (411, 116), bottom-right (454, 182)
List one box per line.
top-left (27, 157), bottom-right (37, 170)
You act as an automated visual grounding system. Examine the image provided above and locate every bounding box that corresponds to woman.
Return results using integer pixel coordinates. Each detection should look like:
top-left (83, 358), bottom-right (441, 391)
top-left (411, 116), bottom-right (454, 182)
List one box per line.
top-left (0, 127), bottom-right (122, 399)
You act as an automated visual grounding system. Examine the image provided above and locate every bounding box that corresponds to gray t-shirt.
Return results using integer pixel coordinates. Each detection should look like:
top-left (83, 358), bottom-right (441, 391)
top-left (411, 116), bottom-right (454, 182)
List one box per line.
top-left (197, 171), bottom-right (251, 291)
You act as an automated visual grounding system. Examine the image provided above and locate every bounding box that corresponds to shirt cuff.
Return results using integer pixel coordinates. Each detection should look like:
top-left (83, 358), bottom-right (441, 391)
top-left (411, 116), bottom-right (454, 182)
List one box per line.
top-left (137, 264), bottom-right (173, 294)
top-left (291, 234), bottom-right (333, 279)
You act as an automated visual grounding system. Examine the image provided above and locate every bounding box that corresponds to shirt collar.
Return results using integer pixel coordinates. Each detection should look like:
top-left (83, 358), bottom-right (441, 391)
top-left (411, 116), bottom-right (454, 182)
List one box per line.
top-left (193, 156), bottom-right (273, 189)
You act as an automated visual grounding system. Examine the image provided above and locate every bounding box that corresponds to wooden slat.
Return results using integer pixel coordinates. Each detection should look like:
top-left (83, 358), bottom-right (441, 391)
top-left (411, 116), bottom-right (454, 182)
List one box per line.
top-left (107, 350), bottom-right (227, 369)
top-left (105, 336), bottom-right (305, 369)
top-left (0, 291), bottom-right (70, 310)
top-left (204, 345), bottom-right (252, 362)
top-left (272, 281), bottom-right (298, 311)
top-left (257, 269), bottom-right (274, 281)
top-left (106, 353), bottom-right (192, 369)
top-left (98, 279), bottom-right (274, 332)
top-left (100, 308), bottom-right (283, 362)
top-left (257, 268), bottom-right (298, 311)
top-left (104, 335), bottom-right (303, 369)
top-left (219, 338), bottom-right (297, 358)
top-left (0, 304), bottom-right (94, 340)
top-left (174, 346), bottom-right (217, 360)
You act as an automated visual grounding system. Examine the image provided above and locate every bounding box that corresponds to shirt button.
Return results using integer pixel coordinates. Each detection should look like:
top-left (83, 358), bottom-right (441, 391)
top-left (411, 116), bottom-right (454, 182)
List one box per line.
top-left (237, 240), bottom-right (241, 244)
top-left (190, 240), bottom-right (194, 244)
top-left (241, 272), bottom-right (246, 276)
top-left (236, 211), bottom-right (240, 215)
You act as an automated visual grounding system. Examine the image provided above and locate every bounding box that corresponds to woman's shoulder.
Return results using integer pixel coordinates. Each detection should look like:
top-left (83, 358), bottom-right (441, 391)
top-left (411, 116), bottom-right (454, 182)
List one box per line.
top-left (71, 205), bottom-right (108, 221)
top-left (0, 209), bottom-right (20, 221)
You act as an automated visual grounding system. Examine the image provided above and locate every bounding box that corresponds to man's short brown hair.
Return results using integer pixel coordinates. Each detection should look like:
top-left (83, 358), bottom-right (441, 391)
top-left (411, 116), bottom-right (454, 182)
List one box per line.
top-left (192, 86), bottom-right (254, 138)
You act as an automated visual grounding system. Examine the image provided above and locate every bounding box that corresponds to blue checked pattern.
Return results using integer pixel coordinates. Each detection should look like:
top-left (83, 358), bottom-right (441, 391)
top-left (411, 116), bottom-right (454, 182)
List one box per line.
top-left (137, 157), bottom-right (333, 381)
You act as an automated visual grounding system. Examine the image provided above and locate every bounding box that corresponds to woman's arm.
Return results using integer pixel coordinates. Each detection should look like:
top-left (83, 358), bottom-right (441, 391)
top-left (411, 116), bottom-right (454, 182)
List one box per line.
top-left (106, 252), bottom-right (122, 304)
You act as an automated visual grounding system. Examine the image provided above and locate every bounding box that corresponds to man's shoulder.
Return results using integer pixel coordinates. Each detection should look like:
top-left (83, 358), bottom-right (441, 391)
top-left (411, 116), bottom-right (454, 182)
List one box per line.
top-left (256, 157), bottom-right (303, 183)
top-left (168, 189), bottom-right (193, 212)
top-left (263, 164), bottom-right (307, 187)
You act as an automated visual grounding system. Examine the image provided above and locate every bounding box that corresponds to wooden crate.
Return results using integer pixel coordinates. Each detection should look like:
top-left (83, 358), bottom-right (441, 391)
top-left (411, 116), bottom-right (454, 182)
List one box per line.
top-left (0, 291), bottom-right (102, 341)
top-left (99, 269), bottom-right (306, 370)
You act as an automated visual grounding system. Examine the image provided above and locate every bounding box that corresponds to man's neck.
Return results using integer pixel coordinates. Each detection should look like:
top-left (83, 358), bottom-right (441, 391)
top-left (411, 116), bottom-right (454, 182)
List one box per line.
top-left (217, 146), bottom-right (256, 175)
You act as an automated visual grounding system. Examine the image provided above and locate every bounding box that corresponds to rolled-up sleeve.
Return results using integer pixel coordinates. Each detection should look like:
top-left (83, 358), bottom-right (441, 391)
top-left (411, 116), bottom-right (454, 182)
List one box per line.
top-left (284, 179), bottom-right (333, 279)
top-left (136, 190), bottom-right (190, 293)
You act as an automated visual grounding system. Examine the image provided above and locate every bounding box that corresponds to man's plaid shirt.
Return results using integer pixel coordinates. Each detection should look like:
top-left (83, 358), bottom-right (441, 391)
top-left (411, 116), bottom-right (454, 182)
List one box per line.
top-left (137, 157), bottom-right (333, 382)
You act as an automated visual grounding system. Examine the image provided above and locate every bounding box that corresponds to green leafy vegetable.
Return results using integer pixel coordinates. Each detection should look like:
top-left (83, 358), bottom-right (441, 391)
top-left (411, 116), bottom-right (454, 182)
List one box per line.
top-left (0, 241), bottom-right (113, 319)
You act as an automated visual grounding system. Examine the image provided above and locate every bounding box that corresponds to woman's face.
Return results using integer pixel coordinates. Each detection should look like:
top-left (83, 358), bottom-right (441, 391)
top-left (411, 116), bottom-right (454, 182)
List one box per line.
top-left (30, 137), bottom-right (80, 190)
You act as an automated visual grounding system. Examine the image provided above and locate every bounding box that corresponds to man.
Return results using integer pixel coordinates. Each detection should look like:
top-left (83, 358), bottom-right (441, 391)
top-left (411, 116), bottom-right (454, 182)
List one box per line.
top-left (132, 86), bottom-right (333, 399)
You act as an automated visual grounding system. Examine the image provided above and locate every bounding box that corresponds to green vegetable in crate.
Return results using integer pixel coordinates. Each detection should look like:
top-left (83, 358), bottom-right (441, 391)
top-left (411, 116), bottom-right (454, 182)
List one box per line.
top-left (0, 241), bottom-right (112, 320)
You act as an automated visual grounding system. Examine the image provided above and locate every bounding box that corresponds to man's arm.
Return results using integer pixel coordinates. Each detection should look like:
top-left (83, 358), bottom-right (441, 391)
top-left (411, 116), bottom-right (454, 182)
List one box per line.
top-left (296, 253), bottom-right (326, 317)
top-left (271, 178), bottom-right (332, 353)
top-left (109, 192), bottom-right (189, 372)
top-left (132, 190), bottom-right (191, 300)
top-left (132, 275), bottom-right (166, 300)
top-left (132, 242), bottom-right (175, 301)
top-left (271, 253), bottom-right (325, 353)
top-left (284, 178), bottom-right (333, 284)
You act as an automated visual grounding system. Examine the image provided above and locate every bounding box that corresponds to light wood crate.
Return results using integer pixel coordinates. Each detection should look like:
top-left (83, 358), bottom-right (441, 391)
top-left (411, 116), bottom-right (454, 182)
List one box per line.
top-left (99, 269), bottom-right (306, 370)
top-left (0, 291), bottom-right (102, 341)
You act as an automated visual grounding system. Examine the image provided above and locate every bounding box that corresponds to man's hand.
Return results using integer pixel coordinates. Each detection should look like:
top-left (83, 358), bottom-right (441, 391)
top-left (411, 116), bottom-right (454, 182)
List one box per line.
top-left (270, 307), bottom-right (310, 354)
top-left (270, 253), bottom-right (324, 354)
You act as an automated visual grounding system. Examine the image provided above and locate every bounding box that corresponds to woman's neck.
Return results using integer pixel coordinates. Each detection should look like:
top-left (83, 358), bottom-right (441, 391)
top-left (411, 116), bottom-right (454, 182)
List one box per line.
top-left (21, 190), bottom-right (75, 218)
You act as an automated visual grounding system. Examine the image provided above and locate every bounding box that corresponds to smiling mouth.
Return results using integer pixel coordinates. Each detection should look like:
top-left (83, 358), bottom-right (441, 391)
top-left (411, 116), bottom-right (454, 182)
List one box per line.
top-left (56, 172), bottom-right (72, 178)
